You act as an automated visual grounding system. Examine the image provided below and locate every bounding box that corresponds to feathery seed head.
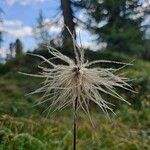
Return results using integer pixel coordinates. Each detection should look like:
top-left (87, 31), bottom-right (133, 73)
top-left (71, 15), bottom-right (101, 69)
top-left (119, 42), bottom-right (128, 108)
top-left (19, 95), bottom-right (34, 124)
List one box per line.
top-left (21, 39), bottom-right (133, 117)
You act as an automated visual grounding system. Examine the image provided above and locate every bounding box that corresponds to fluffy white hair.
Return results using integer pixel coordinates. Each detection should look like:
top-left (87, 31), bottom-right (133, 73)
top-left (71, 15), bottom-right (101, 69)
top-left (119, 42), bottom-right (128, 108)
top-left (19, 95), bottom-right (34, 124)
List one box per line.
top-left (20, 36), bottom-right (133, 118)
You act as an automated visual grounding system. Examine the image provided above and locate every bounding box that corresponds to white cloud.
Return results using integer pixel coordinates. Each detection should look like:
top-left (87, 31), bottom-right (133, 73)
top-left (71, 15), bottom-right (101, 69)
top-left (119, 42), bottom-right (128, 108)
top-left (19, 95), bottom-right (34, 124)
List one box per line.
top-left (76, 26), bottom-right (103, 50)
top-left (0, 47), bottom-right (8, 59)
top-left (20, 0), bottom-right (47, 6)
top-left (3, 20), bottom-right (22, 27)
top-left (6, 0), bottom-right (47, 6)
top-left (0, 18), bottom-right (64, 40)
top-left (7, 26), bottom-right (33, 37)
top-left (34, 17), bottom-right (63, 34)
top-left (142, 0), bottom-right (150, 7)
top-left (6, 0), bottom-right (16, 6)
top-left (48, 26), bottom-right (62, 33)
top-left (0, 19), bottom-right (33, 38)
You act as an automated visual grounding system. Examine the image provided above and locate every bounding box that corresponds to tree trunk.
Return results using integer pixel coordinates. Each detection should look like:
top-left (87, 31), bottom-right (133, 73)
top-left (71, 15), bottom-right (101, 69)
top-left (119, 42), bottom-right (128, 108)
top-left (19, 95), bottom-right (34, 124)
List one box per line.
top-left (60, 0), bottom-right (76, 49)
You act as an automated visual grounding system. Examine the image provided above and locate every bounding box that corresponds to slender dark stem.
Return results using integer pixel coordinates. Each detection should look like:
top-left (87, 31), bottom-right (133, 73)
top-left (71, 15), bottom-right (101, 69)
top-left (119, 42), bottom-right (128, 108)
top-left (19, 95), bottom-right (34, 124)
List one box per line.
top-left (73, 97), bottom-right (77, 150)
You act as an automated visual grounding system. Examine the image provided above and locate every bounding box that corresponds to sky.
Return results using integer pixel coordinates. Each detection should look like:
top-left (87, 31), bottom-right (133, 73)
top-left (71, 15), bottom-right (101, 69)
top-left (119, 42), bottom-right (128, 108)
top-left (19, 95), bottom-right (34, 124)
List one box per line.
top-left (0, 0), bottom-right (61, 57)
top-left (0, 0), bottom-right (97, 59)
top-left (0, 0), bottom-right (150, 59)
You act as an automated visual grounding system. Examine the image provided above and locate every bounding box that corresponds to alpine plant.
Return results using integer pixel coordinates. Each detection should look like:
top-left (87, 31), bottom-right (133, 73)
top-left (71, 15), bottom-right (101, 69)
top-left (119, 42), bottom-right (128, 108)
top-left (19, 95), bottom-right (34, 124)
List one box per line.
top-left (20, 41), bottom-right (133, 117)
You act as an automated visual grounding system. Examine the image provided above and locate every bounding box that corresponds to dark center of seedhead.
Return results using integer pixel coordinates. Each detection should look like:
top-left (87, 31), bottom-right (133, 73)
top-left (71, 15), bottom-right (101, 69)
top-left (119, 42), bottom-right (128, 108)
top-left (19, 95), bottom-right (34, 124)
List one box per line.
top-left (72, 67), bottom-right (80, 76)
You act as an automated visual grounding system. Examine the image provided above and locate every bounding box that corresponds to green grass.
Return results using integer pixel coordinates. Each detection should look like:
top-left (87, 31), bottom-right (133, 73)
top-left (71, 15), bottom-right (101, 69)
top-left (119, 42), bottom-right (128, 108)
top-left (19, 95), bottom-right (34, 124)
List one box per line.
top-left (0, 108), bottom-right (149, 150)
top-left (0, 53), bottom-right (149, 150)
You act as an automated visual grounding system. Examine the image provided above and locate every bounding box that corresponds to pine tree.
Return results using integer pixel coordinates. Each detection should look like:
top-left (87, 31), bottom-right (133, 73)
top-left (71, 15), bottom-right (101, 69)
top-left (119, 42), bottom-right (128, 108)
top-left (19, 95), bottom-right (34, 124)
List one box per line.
top-left (74, 0), bottom-right (150, 54)
top-left (34, 9), bottom-right (50, 44)
top-left (15, 39), bottom-right (23, 57)
top-left (9, 42), bottom-right (15, 59)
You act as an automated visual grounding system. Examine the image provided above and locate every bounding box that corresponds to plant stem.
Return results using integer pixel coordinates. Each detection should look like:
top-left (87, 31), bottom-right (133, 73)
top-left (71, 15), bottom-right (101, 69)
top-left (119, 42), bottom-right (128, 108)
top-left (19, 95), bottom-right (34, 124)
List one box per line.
top-left (73, 97), bottom-right (77, 150)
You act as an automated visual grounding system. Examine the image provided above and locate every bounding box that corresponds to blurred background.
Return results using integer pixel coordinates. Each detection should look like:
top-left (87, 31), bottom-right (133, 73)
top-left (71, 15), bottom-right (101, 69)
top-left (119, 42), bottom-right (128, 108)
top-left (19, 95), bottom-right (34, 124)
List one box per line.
top-left (0, 0), bottom-right (150, 149)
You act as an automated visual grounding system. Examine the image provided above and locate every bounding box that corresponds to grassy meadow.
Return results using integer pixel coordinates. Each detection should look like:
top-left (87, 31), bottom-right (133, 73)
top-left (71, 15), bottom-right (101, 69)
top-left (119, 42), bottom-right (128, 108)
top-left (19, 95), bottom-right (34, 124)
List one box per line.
top-left (0, 51), bottom-right (149, 150)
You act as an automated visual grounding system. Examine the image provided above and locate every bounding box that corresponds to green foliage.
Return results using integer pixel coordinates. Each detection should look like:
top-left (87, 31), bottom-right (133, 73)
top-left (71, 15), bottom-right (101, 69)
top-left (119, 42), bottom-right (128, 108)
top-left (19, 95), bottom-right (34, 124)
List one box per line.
top-left (9, 133), bottom-right (45, 150)
top-left (0, 51), bottom-right (149, 149)
top-left (142, 40), bottom-right (150, 60)
top-left (0, 106), bottom-right (149, 149)
top-left (0, 64), bottom-right (11, 75)
top-left (0, 127), bottom-right (46, 150)
top-left (77, 0), bottom-right (147, 55)
top-left (0, 73), bottom-right (36, 117)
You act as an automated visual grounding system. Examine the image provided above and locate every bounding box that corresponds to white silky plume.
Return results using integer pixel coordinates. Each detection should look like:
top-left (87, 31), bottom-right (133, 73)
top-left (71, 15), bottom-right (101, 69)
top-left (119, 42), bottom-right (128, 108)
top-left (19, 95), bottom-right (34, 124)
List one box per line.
top-left (20, 42), bottom-right (133, 116)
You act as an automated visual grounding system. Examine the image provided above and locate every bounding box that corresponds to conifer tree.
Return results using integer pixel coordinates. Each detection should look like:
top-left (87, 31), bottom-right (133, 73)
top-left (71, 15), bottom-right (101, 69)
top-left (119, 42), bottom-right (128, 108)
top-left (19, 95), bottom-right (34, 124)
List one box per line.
top-left (73, 0), bottom-right (150, 54)
top-left (15, 39), bottom-right (23, 57)
top-left (35, 10), bottom-right (50, 44)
